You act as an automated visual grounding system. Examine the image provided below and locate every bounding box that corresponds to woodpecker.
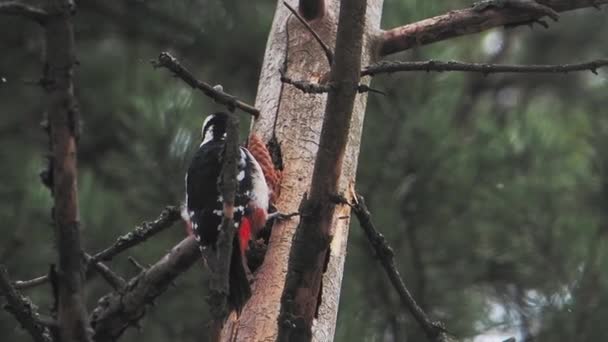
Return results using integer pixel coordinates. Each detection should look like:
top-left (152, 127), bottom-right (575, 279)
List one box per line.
top-left (185, 112), bottom-right (270, 312)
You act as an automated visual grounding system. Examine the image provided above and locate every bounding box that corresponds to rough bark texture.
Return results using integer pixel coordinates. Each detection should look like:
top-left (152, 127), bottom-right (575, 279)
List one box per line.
top-left (90, 237), bottom-right (200, 342)
top-left (219, 1), bottom-right (383, 341)
top-left (44, 1), bottom-right (92, 341)
top-left (0, 266), bottom-right (53, 342)
top-left (380, 0), bottom-right (608, 56)
top-left (277, 0), bottom-right (368, 340)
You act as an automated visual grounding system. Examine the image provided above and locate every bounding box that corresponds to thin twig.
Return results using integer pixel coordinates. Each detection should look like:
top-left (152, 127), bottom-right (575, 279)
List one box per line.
top-left (14, 206), bottom-right (181, 290)
top-left (127, 256), bottom-right (148, 274)
top-left (281, 71), bottom-right (385, 94)
top-left (283, 1), bottom-right (334, 65)
top-left (93, 206), bottom-right (181, 262)
top-left (333, 193), bottom-right (453, 342)
top-left (0, 266), bottom-right (53, 342)
top-left (0, 1), bottom-right (48, 24)
top-left (152, 52), bottom-right (260, 117)
top-left (13, 275), bottom-right (48, 290)
top-left (362, 59), bottom-right (608, 77)
top-left (84, 254), bottom-right (126, 292)
top-left (280, 71), bottom-right (330, 93)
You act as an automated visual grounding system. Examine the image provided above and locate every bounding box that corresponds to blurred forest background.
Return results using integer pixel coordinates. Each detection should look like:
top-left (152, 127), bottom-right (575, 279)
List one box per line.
top-left (1, 1), bottom-right (607, 341)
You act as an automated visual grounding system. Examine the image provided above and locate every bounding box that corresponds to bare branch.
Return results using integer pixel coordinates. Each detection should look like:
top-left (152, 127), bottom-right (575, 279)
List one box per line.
top-left (472, 0), bottom-right (559, 21)
top-left (362, 59), bottom-right (608, 76)
top-left (152, 52), bottom-right (260, 117)
top-left (202, 113), bottom-right (244, 342)
top-left (335, 193), bottom-right (453, 342)
top-left (280, 71), bottom-right (331, 93)
top-left (0, 266), bottom-right (53, 342)
top-left (13, 275), bottom-right (49, 290)
top-left (127, 256), bottom-right (148, 274)
top-left (0, 1), bottom-right (48, 24)
top-left (284, 1), bottom-right (333, 65)
top-left (84, 254), bottom-right (126, 292)
top-left (298, 0), bottom-right (326, 20)
top-left (278, 0), bottom-right (368, 340)
top-left (380, 0), bottom-right (608, 56)
top-left (90, 237), bottom-right (200, 342)
top-left (93, 206), bottom-right (181, 262)
top-left (281, 70), bottom-right (385, 95)
top-left (14, 207), bottom-right (181, 291)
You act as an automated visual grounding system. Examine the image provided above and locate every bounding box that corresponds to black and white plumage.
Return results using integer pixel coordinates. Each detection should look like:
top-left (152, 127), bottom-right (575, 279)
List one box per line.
top-left (185, 112), bottom-right (270, 311)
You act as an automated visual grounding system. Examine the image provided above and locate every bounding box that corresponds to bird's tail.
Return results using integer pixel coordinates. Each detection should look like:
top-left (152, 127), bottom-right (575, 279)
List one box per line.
top-left (228, 236), bottom-right (252, 313)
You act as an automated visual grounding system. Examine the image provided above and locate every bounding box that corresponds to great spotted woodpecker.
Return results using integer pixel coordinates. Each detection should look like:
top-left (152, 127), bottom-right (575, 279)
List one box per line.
top-left (185, 112), bottom-right (270, 312)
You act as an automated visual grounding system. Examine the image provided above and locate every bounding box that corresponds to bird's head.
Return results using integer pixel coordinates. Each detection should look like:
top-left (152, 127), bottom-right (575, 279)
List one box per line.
top-left (201, 112), bottom-right (229, 145)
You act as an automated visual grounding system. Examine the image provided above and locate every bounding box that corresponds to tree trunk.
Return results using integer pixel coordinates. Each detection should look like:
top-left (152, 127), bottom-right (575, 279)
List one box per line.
top-left (44, 1), bottom-right (92, 341)
top-left (220, 1), bottom-right (383, 340)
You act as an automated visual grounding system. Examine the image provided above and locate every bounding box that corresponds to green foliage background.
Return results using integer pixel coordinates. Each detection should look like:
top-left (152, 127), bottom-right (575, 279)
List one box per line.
top-left (1, 1), bottom-right (607, 341)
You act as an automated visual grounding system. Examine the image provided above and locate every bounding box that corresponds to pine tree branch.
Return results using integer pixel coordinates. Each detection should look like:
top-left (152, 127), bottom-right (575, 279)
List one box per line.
top-left (298, 0), bottom-right (326, 20)
top-left (90, 237), bottom-right (200, 342)
top-left (280, 71), bottom-right (385, 94)
top-left (84, 254), bottom-right (126, 292)
top-left (379, 0), bottom-right (608, 56)
top-left (14, 207), bottom-right (181, 290)
top-left (13, 276), bottom-right (49, 290)
top-left (92, 206), bottom-right (181, 262)
top-left (333, 193), bottom-right (454, 342)
top-left (0, 1), bottom-right (48, 24)
top-left (0, 266), bottom-right (54, 342)
top-left (152, 52), bottom-right (260, 117)
top-left (362, 59), bottom-right (608, 76)
top-left (204, 112), bottom-right (241, 326)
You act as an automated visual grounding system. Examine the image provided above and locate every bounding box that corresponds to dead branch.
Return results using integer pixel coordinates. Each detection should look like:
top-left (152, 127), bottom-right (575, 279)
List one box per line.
top-left (280, 71), bottom-right (331, 93)
top-left (281, 71), bottom-right (384, 94)
top-left (84, 254), bottom-right (126, 292)
top-left (284, 1), bottom-right (333, 65)
top-left (14, 207), bottom-right (180, 290)
top-left (127, 256), bottom-right (148, 274)
top-left (0, 1), bottom-right (48, 24)
top-left (335, 194), bottom-right (453, 342)
top-left (278, 0), bottom-right (368, 340)
top-left (379, 0), bottom-right (608, 56)
top-left (203, 112), bottom-right (242, 333)
top-left (13, 276), bottom-right (49, 290)
top-left (0, 266), bottom-right (53, 342)
top-left (298, 0), bottom-right (326, 20)
top-left (90, 237), bottom-right (200, 342)
top-left (93, 206), bottom-right (181, 262)
top-left (362, 59), bottom-right (608, 76)
top-left (152, 52), bottom-right (260, 117)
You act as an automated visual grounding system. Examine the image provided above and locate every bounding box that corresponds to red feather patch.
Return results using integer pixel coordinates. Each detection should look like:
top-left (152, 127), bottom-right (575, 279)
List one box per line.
top-left (239, 217), bottom-right (252, 255)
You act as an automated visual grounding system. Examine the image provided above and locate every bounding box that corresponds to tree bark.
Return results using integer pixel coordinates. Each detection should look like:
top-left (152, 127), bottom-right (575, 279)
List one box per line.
top-left (44, 1), bottom-right (92, 341)
top-left (219, 0), bottom-right (383, 341)
top-left (90, 237), bottom-right (200, 342)
top-left (379, 0), bottom-right (608, 56)
top-left (278, 0), bottom-right (368, 340)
